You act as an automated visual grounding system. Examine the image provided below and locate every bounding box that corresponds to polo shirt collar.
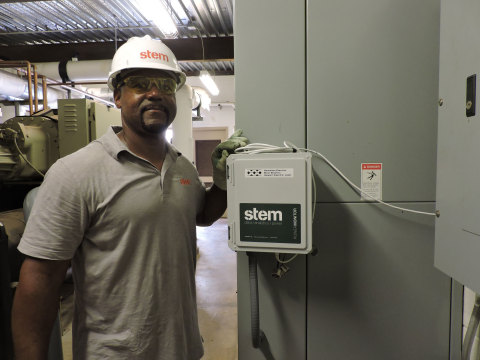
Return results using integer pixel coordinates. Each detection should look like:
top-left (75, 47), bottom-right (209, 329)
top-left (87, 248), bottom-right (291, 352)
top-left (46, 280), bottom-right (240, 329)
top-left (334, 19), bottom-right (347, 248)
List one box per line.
top-left (99, 126), bottom-right (182, 161)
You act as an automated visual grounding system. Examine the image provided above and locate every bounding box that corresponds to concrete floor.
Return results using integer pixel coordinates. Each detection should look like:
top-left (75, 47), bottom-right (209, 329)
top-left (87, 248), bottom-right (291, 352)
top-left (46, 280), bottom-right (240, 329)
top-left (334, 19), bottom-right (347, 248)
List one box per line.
top-left (59, 218), bottom-right (237, 360)
top-left (196, 218), bottom-right (238, 360)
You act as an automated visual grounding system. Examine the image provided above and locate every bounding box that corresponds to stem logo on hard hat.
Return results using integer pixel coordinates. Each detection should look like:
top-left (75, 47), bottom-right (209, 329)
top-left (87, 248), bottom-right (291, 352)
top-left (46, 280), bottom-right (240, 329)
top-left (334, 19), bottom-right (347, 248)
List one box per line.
top-left (108, 35), bottom-right (186, 91)
top-left (140, 50), bottom-right (169, 63)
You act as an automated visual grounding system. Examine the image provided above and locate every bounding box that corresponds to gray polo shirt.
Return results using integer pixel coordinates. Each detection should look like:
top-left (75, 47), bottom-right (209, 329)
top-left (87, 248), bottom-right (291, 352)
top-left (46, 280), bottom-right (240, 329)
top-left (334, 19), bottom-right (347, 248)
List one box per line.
top-left (19, 127), bottom-right (206, 359)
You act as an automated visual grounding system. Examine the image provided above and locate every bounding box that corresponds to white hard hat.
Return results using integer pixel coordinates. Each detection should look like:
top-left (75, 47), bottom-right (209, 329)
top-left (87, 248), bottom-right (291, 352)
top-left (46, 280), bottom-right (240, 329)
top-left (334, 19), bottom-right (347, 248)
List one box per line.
top-left (107, 35), bottom-right (186, 91)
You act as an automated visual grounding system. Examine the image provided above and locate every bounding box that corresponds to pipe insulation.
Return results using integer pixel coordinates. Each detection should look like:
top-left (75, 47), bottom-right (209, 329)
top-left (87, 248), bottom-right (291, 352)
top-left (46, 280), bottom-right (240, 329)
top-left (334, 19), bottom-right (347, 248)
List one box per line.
top-left (171, 84), bottom-right (195, 162)
top-left (0, 70), bottom-right (62, 103)
top-left (34, 60), bottom-right (112, 82)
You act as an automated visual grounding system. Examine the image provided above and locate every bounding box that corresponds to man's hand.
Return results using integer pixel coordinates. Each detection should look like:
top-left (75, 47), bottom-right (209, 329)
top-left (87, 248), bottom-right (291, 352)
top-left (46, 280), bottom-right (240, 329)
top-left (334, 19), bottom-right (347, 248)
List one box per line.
top-left (211, 129), bottom-right (249, 191)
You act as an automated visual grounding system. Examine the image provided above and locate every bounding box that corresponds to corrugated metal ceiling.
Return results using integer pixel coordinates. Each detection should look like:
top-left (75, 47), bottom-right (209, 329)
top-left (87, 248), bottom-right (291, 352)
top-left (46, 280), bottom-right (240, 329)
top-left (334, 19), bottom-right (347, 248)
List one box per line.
top-left (0, 0), bottom-right (234, 74)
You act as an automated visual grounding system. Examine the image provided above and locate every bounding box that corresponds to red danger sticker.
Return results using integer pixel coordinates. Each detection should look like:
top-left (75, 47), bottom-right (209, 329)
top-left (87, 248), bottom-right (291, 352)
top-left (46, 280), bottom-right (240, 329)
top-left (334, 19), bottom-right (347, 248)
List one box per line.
top-left (362, 163), bottom-right (382, 170)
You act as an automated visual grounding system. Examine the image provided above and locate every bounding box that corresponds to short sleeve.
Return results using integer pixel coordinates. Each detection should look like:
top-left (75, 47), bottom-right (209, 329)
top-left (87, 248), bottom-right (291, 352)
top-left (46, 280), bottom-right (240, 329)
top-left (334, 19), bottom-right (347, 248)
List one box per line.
top-left (17, 160), bottom-right (90, 260)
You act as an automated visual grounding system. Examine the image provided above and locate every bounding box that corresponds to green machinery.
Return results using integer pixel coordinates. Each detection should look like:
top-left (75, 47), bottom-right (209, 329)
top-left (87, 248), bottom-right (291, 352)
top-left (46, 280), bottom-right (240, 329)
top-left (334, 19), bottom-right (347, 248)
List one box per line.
top-left (0, 99), bottom-right (121, 181)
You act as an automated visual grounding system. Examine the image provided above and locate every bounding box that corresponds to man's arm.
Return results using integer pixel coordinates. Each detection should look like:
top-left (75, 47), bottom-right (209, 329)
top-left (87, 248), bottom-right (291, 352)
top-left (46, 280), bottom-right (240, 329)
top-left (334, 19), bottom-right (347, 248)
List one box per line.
top-left (199, 129), bottom-right (248, 226)
top-left (196, 184), bottom-right (227, 226)
top-left (12, 257), bottom-right (70, 360)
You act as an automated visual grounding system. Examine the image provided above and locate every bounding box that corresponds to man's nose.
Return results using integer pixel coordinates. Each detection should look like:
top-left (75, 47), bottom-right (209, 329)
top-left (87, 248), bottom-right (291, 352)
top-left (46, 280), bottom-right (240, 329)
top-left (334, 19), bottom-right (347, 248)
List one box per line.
top-left (145, 85), bottom-right (163, 98)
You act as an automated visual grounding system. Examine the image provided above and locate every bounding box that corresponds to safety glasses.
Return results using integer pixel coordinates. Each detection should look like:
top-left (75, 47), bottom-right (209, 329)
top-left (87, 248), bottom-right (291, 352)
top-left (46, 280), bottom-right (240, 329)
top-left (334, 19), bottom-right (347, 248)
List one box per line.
top-left (120, 76), bottom-right (177, 94)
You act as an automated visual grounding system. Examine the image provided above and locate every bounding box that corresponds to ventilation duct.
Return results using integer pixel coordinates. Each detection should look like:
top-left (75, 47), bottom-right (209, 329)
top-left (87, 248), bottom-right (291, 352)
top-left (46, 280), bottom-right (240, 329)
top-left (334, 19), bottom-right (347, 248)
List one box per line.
top-left (0, 70), bottom-right (62, 105)
top-left (34, 60), bottom-right (112, 82)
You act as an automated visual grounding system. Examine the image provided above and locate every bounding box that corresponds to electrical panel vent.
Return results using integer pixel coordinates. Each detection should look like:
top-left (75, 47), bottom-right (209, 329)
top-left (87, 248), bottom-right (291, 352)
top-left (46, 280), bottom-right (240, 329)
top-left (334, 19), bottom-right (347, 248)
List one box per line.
top-left (62, 104), bottom-right (78, 133)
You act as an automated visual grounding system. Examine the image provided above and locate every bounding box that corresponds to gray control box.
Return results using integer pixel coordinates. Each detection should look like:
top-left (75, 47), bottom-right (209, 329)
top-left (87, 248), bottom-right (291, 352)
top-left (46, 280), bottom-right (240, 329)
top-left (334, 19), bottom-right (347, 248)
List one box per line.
top-left (227, 152), bottom-right (312, 253)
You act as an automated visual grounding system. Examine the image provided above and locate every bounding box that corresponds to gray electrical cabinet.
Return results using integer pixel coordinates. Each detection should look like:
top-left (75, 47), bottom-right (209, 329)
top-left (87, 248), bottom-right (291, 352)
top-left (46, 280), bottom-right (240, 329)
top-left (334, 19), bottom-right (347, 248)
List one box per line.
top-left (435, 0), bottom-right (480, 294)
top-left (235, 0), bottom-right (459, 359)
top-left (58, 99), bottom-right (121, 157)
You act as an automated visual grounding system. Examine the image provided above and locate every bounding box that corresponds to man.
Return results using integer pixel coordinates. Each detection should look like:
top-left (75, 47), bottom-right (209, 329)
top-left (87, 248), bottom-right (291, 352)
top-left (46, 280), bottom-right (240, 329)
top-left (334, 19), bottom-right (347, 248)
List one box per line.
top-left (12, 35), bottom-right (247, 360)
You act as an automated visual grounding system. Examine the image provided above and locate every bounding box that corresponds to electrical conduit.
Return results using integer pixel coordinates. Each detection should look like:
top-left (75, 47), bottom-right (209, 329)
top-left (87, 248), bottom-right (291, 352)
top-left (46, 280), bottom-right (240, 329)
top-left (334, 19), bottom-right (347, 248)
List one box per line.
top-left (248, 252), bottom-right (265, 348)
top-left (463, 294), bottom-right (480, 360)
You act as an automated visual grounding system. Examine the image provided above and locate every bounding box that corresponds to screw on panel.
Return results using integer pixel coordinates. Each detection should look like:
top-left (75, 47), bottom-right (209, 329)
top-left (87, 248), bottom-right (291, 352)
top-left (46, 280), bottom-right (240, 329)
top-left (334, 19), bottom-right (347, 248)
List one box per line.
top-left (438, 99), bottom-right (444, 106)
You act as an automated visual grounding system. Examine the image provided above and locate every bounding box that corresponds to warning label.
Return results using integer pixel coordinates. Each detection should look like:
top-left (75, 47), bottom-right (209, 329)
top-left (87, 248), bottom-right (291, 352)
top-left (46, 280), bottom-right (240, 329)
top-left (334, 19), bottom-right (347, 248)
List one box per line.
top-left (361, 163), bottom-right (382, 201)
top-left (245, 168), bottom-right (294, 178)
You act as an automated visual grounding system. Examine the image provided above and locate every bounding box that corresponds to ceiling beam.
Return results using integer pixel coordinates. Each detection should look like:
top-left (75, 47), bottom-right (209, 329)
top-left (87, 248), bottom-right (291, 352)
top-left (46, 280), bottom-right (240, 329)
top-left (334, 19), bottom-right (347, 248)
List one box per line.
top-left (0, 36), bottom-right (234, 63)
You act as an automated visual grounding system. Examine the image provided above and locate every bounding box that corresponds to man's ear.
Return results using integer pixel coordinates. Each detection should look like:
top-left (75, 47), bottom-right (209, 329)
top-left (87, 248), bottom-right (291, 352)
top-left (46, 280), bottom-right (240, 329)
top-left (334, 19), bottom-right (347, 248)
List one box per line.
top-left (114, 88), bottom-right (122, 108)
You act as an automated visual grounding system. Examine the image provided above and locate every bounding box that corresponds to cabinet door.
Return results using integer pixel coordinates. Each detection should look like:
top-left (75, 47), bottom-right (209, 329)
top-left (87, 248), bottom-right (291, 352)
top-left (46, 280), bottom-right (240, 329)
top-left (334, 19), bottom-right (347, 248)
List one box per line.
top-left (307, 203), bottom-right (452, 359)
top-left (235, 0), bottom-right (307, 359)
top-left (235, 0), bottom-right (306, 147)
top-left (435, 0), bottom-right (480, 294)
top-left (307, 0), bottom-right (440, 203)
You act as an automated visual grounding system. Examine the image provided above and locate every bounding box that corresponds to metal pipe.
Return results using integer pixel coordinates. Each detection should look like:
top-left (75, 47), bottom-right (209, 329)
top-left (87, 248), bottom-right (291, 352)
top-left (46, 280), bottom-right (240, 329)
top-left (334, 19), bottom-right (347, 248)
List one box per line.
top-left (33, 65), bottom-right (39, 113)
top-left (41, 76), bottom-right (48, 110)
top-left (0, 61), bottom-right (29, 68)
top-left (48, 81), bottom-right (108, 86)
top-left (26, 64), bottom-right (33, 115)
top-left (57, 85), bottom-right (114, 107)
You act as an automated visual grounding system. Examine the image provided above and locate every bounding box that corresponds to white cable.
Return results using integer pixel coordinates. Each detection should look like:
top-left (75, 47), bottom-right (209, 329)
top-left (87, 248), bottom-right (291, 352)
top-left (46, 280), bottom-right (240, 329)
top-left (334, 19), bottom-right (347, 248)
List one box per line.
top-left (302, 148), bottom-right (437, 217)
top-left (13, 137), bottom-right (45, 178)
top-left (275, 253), bottom-right (298, 264)
top-left (235, 143), bottom-right (295, 154)
top-left (1, 128), bottom-right (45, 178)
top-left (235, 142), bottom-right (437, 217)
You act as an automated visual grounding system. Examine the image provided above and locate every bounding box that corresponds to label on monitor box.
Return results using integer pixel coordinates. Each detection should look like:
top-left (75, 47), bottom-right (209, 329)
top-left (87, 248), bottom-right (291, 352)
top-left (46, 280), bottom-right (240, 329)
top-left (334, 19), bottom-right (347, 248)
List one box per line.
top-left (239, 203), bottom-right (301, 244)
top-left (244, 168), bottom-right (294, 178)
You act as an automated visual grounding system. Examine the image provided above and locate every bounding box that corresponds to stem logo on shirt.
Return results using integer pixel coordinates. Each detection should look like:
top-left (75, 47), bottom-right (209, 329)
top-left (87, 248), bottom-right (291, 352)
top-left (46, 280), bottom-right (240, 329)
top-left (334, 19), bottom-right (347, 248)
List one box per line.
top-left (180, 178), bottom-right (191, 185)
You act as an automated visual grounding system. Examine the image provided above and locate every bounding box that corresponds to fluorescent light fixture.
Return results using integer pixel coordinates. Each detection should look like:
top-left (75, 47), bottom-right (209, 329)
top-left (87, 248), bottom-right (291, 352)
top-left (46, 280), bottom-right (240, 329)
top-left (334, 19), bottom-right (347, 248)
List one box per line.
top-left (199, 70), bottom-right (220, 96)
top-left (132, 0), bottom-right (177, 37)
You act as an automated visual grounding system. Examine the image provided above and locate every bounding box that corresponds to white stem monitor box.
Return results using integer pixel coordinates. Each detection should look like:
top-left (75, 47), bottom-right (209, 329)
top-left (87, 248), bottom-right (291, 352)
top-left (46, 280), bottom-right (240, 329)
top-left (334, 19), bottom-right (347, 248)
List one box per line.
top-left (226, 152), bottom-right (312, 254)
